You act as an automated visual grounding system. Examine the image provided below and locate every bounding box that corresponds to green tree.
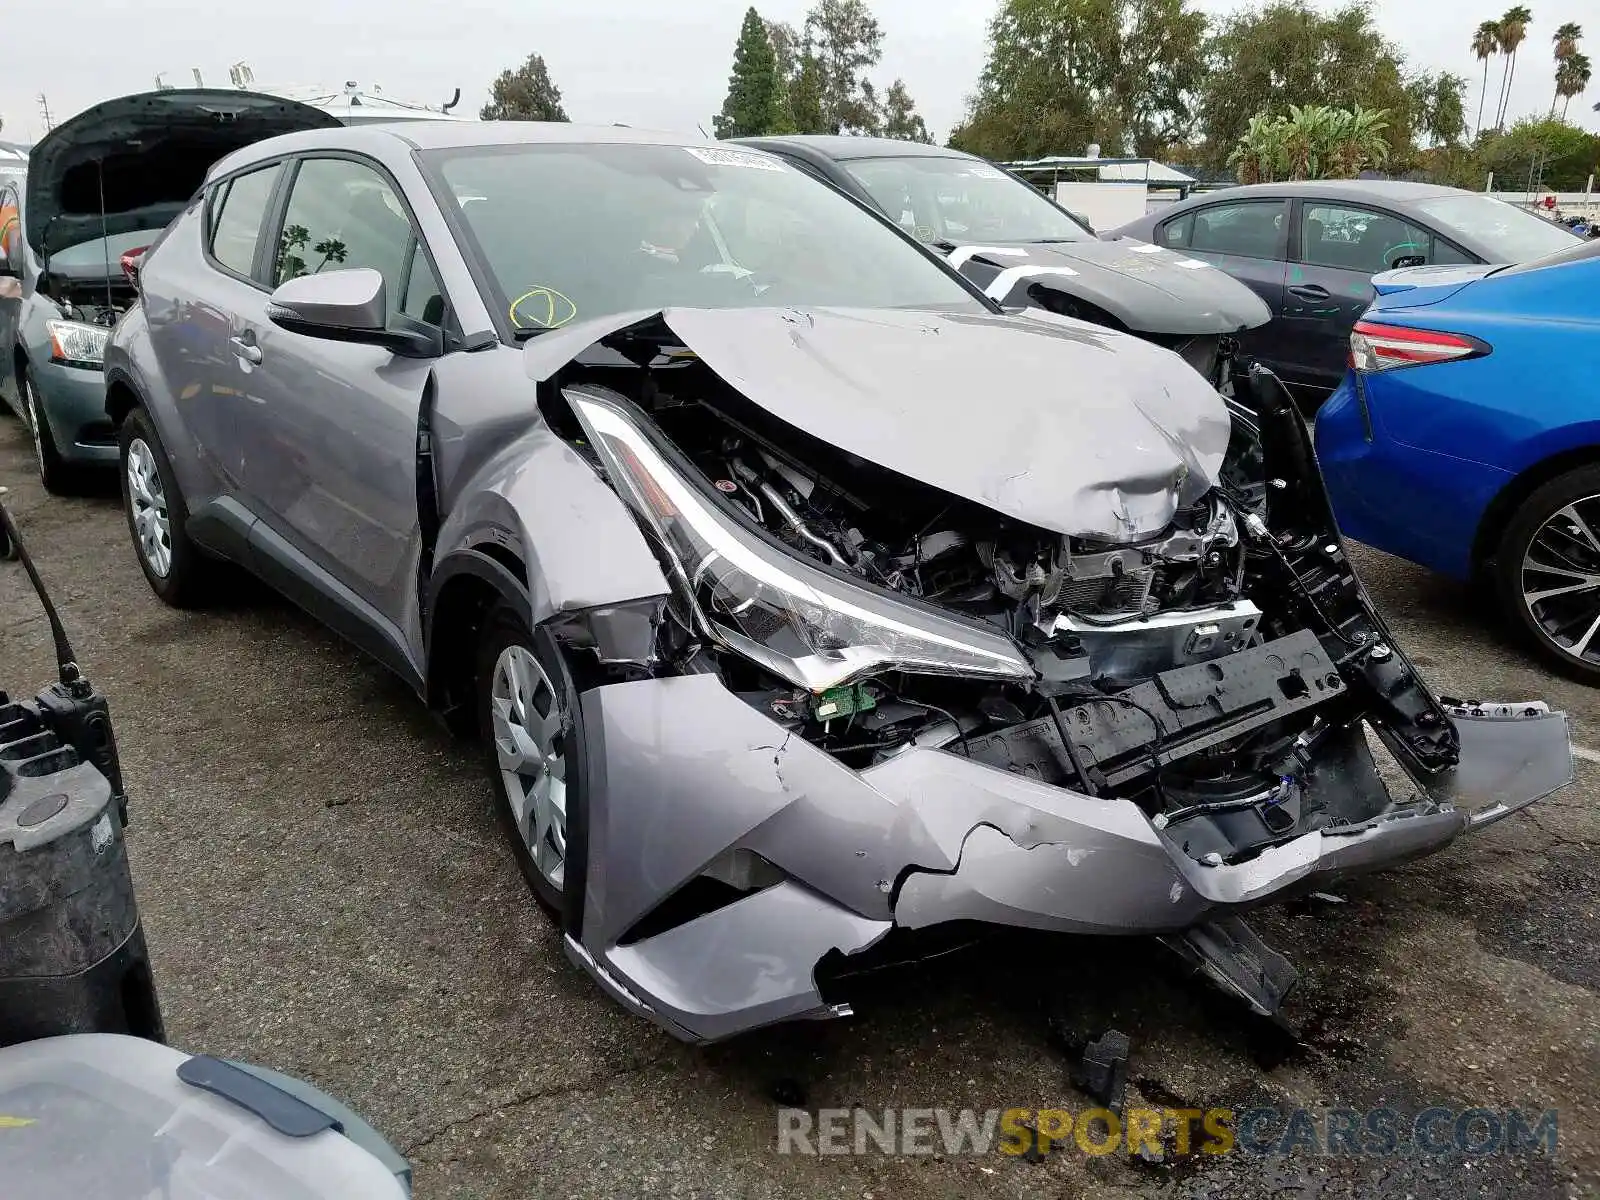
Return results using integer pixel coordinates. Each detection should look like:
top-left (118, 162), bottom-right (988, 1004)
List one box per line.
top-left (1197, 2), bottom-right (1417, 171)
top-left (949, 0), bottom-right (1207, 162)
top-left (1494, 7), bottom-right (1533, 131)
top-left (1550, 23), bottom-right (1583, 113)
top-left (1555, 52), bottom-right (1592, 119)
top-left (1227, 103), bottom-right (1390, 182)
top-left (1479, 114), bottom-right (1600, 189)
top-left (1471, 20), bottom-right (1501, 135)
top-left (803, 0), bottom-right (886, 133)
top-left (788, 51), bottom-right (828, 133)
top-left (714, 8), bottom-right (789, 137)
top-left (881, 79), bottom-right (931, 142)
top-left (1408, 72), bottom-right (1468, 146)
top-left (480, 53), bottom-right (569, 121)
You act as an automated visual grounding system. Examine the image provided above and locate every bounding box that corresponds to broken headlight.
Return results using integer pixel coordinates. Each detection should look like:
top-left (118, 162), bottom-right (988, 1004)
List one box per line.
top-left (566, 386), bottom-right (1032, 691)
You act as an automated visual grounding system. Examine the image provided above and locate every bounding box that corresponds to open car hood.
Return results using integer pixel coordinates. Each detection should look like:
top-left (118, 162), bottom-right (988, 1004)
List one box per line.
top-left (25, 89), bottom-right (341, 258)
top-left (528, 305), bottom-right (1232, 542)
top-left (946, 239), bottom-right (1272, 336)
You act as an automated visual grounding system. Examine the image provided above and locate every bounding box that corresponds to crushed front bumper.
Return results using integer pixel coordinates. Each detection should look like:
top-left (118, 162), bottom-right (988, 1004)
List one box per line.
top-left (566, 673), bottom-right (1573, 1044)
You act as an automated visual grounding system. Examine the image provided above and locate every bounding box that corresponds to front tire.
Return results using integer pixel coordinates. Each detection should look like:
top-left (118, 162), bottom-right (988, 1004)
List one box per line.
top-left (1496, 464), bottom-right (1600, 685)
top-left (476, 608), bottom-right (583, 919)
top-left (118, 407), bottom-right (215, 608)
top-left (20, 365), bottom-right (77, 495)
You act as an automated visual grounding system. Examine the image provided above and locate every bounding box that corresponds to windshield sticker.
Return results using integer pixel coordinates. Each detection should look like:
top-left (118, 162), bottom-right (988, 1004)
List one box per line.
top-left (509, 285), bottom-right (578, 330)
top-left (683, 147), bottom-right (785, 171)
top-left (962, 165), bottom-right (1004, 179)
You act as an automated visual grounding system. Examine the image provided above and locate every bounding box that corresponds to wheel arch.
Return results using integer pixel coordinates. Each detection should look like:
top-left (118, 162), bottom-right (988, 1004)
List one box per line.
top-left (105, 372), bottom-right (144, 427)
top-left (424, 547), bottom-right (533, 735)
top-left (1473, 443), bottom-right (1600, 572)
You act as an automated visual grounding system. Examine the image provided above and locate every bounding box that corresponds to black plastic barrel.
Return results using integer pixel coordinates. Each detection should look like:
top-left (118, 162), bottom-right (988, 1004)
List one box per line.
top-left (0, 691), bottom-right (164, 1046)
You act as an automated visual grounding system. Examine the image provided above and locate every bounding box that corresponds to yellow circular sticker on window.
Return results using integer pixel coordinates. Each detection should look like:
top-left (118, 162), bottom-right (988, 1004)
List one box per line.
top-left (510, 286), bottom-right (578, 330)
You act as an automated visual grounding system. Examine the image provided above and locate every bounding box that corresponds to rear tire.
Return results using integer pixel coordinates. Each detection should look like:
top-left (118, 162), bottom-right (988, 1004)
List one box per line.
top-left (118, 407), bottom-right (216, 608)
top-left (476, 608), bottom-right (584, 920)
top-left (20, 365), bottom-right (79, 495)
top-left (1495, 464), bottom-right (1600, 685)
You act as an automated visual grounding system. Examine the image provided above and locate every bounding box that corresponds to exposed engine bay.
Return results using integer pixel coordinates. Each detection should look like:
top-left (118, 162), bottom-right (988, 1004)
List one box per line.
top-left (543, 317), bottom-right (1474, 876)
top-left (45, 281), bottom-right (132, 333)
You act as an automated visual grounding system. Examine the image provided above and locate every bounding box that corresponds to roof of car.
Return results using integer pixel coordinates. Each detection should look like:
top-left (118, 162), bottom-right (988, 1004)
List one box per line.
top-left (1185, 179), bottom-right (1469, 204)
top-left (211, 120), bottom-right (769, 178)
top-left (733, 135), bottom-right (973, 162)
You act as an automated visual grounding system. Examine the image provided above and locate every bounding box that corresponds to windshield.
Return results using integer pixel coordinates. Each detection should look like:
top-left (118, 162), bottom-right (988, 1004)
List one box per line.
top-left (426, 142), bottom-right (984, 334)
top-left (1413, 194), bottom-right (1578, 263)
top-left (839, 155), bottom-right (1091, 246)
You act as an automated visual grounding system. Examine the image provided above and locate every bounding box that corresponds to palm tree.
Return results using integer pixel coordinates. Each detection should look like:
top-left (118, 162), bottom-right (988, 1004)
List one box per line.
top-left (1551, 22), bottom-right (1583, 112)
top-left (1472, 20), bottom-right (1501, 134)
top-left (1496, 6), bottom-right (1533, 131)
top-left (1556, 51), bottom-right (1592, 119)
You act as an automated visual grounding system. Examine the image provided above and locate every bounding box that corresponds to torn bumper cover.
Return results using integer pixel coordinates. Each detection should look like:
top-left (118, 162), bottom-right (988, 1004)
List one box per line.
top-left (567, 671), bottom-right (1571, 1044)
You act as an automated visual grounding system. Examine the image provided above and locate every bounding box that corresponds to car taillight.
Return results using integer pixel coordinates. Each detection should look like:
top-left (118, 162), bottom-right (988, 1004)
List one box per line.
top-left (1349, 320), bottom-right (1488, 372)
top-left (120, 246), bottom-right (149, 289)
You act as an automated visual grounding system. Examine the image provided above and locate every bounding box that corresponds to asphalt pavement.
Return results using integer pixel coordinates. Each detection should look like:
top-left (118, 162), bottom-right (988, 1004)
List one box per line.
top-left (0, 414), bottom-right (1594, 1199)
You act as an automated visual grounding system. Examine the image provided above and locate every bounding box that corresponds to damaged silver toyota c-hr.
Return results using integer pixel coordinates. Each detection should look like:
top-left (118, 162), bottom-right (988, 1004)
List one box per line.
top-left (104, 121), bottom-right (1574, 1044)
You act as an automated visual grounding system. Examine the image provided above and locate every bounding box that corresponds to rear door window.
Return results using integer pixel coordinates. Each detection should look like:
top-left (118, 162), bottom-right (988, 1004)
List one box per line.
top-left (1163, 200), bottom-right (1287, 260)
top-left (208, 164), bottom-right (283, 280)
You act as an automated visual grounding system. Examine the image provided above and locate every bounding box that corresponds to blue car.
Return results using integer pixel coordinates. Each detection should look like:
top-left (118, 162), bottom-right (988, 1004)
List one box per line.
top-left (1316, 237), bottom-right (1600, 681)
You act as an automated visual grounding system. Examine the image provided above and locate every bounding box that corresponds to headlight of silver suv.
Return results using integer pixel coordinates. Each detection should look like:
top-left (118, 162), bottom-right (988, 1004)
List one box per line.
top-left (566, 386), bottom-right (1033, 692)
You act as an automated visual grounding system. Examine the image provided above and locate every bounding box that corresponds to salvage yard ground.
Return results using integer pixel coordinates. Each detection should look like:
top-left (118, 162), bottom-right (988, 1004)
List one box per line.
top-left (0, 416), bottom-right (1595, 1200)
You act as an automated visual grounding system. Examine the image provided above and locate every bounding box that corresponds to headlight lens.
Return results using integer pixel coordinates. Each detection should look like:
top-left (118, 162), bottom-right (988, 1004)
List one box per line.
top-left (566, 386), bottom-right (1033, 692)
top-left (45, 320), bottom-right (109, 368)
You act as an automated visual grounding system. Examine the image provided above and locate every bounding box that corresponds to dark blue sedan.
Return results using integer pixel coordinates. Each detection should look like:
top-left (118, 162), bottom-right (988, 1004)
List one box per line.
top-left (1315, 238), bottom-right (1600, 681)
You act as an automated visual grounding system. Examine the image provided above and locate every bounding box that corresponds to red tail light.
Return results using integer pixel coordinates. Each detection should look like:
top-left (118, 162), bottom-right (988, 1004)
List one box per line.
top-left (120, 246), bottom-right (149, 289)
top-left (1349, 320), bottom-right (1489, 372)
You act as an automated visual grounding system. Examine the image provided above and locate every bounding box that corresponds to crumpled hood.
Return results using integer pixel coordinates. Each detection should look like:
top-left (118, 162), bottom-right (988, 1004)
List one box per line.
top-left (528, 305), bottom-right (1232, 543)
top-left (947, 238), bottom-right (1271, 336)
top-left (26, 89), bottom-right (341, 258)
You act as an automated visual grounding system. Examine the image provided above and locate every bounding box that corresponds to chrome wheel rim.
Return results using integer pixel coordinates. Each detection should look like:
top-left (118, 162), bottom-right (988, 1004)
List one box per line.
top-left (22, 377), bottom-right (46, 480)
top-left (490, 644), bottom-right (567, 891)
top-left (126, 437), bottom-right (173, 578)
top-left (1521, 496), bottom-right (1600, 664)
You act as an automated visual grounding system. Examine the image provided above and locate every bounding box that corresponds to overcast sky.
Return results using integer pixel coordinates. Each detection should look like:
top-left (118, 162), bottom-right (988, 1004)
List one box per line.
top-left (2, 0), bottom-right (1595, 146)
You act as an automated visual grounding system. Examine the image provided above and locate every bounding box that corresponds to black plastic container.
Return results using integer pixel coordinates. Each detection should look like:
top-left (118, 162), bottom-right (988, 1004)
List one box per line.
top-left (0, 693), bottom-right (163, 1046)
top-left (0, 489), bottom-right (163, 1046)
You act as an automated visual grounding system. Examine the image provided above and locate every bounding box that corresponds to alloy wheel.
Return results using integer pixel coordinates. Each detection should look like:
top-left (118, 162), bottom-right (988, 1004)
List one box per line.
top-left (126, 437), bottom-right (173, 578)
top-left (490, 644), bottom-right (568, 891)
top-left (1520, 496), bottom-right (1600, 665)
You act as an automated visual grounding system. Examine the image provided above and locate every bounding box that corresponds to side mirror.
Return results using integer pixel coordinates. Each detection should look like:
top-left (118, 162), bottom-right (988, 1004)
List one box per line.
top-left (266, 268), bottom-right (441, 359)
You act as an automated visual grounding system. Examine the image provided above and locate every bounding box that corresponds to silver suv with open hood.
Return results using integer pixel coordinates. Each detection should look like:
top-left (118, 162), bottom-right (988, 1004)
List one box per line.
top-left (104, 123), bottom-right (1572, 1042)
top-left (0, 89), bottom-right (339, 491)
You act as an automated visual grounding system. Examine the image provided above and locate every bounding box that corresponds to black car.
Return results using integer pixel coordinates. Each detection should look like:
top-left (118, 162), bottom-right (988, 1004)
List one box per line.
top-left (732, 136), bottom-right (1269, 390)
top-left (1108, 180), bottom-right (1582, 407)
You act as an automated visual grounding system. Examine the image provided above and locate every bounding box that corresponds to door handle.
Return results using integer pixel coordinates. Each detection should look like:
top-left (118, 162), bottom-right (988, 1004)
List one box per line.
top-left (1288, 284), bottom-right (1331, 301)
top-left (228, 335), bottom-right (263, 365)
